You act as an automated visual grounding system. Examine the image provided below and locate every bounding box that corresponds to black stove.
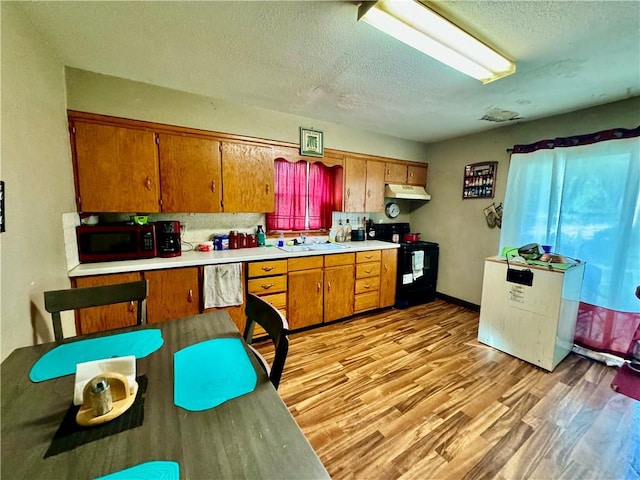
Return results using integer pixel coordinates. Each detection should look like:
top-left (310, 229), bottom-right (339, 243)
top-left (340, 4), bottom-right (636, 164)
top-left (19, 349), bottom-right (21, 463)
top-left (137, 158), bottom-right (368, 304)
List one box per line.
top-left (373, 223), bottom-right (439, 308)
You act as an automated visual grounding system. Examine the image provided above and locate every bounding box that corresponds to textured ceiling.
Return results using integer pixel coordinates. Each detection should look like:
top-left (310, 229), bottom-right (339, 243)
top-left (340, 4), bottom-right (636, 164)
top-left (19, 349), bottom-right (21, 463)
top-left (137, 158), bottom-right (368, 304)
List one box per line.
top-left (16, 0), bottom-right (640, 143)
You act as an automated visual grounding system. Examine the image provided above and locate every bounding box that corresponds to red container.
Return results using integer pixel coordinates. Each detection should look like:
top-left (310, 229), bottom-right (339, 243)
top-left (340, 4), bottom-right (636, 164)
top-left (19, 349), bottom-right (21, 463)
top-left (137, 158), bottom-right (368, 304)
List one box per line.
top-left (403, 233), bottom-right (420, 243)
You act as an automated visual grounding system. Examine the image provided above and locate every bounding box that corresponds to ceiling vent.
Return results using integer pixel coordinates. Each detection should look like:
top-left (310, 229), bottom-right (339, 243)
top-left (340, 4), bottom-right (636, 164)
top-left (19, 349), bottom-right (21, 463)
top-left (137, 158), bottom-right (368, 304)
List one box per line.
top-left (480, 108), bottom-right (521, 122)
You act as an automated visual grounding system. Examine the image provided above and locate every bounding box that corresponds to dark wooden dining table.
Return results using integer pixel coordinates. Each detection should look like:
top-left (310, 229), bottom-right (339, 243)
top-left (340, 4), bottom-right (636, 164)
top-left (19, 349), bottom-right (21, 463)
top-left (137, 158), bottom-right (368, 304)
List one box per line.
top-left (1, 311), bottom-right (330, 479)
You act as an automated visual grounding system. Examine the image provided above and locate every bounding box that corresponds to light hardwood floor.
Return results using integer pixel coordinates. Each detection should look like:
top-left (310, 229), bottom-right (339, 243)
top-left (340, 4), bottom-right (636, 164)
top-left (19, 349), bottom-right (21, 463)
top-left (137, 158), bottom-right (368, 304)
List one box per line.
top-left (257, 299), bottom-right (640, 480)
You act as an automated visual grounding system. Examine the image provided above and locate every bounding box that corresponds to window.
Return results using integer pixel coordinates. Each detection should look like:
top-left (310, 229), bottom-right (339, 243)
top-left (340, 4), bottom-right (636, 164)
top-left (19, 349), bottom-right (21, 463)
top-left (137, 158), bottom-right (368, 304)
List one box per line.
top-left (500, 129), bottom-right (640, 356)
top-left (266, 159), bottom-right (342, 232)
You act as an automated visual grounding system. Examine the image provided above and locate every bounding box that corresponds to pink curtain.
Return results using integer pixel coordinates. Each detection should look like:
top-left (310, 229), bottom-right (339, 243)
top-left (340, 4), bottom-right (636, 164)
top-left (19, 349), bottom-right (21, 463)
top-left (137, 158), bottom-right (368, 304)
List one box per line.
top-left (308, 163), bottom-right (334, 230)
top-left (575, 303), bottom-right (640, 357)
top-left (266, 159), bottom-right (306, 231)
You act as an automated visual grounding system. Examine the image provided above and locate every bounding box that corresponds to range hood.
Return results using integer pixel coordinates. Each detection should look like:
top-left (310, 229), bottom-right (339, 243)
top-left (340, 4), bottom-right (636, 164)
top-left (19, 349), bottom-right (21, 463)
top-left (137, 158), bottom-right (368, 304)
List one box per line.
top-left (384, 184), bottom-right (431, 201)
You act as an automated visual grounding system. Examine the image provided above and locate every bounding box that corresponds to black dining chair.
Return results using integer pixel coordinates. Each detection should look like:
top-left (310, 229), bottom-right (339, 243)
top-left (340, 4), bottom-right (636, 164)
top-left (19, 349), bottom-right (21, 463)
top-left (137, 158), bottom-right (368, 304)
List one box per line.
top-left (44, 280), bottom-right (148, 341)
top-left (243, 293), bottom-right (290, 389)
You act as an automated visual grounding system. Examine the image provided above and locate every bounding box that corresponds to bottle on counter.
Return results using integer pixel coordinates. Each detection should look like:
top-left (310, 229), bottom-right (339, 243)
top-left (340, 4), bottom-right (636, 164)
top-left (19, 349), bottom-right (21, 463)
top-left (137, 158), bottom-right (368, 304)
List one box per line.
top-left (256, 225), bottom-right (266, 246)
top-left (278, 232), bottom-right (285, 247)
top-left (366, 218), bottom-right (376, 239)
top-left (335, 220), bottom-right (345, 242)
top-left (344, 219), bottom-right (352, 241)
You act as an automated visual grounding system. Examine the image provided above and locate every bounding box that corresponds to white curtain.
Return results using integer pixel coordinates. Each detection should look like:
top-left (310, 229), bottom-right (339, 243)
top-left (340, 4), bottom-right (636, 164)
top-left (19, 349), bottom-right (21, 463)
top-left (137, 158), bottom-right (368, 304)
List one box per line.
top-left (499, 136), bottom-right (640, 313)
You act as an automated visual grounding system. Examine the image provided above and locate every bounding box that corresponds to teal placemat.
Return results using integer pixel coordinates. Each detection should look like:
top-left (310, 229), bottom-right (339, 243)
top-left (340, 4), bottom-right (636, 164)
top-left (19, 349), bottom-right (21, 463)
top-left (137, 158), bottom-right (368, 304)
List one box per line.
top-left (174, 337), bottom-right (257, 411)
top-left (95, 460), bottom-right (179, 480)
top-left (30, 329), bottom-right (164, 382)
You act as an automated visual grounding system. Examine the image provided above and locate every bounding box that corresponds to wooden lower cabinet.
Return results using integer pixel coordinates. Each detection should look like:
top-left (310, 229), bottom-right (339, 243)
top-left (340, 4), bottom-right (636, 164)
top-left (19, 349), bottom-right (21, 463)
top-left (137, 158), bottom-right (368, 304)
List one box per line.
top-left (144, 267), bottom-right (200, 323)
top-left (379, 249), bottom-right (398, 308)
top-left (73, 272), bottom-right (143, 335)
top-left (324, 253), bottom-right (355, 322)
top-left (287, 267), bottom-right (324, 330)
top-left (354, 250), bottom-right (382, 314)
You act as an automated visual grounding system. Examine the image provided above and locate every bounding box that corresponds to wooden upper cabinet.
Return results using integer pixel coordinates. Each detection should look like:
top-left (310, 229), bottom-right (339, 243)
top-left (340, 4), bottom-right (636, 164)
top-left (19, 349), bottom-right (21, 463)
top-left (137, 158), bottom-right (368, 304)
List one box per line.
top-left (221, 142), bottom-right (275, 212)
top-left (158, 133), bottom-right (222, 213)
top-left (71, 121), bottom-right (160, 213)
top-left (384, 163), bottom-right (407, 184)
top-left (344, 156), bottom-right (367, 212)
top-left (407, 164), bottom-right (428, 186)
top-left (385, 162), bottom-right (428, 186)
top-left (344, 157), bottom-right (384, 213)
top-left (144, 267), bottom-right (200, 323)
top-left (365, 160), bottom-right (385, 212)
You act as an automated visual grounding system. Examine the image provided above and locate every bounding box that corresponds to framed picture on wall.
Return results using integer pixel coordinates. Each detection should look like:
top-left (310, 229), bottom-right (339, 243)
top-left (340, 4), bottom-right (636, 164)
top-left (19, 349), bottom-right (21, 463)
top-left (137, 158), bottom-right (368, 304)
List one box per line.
top-left (463, 162), bottom-right (497, 199)
top-left (300, 127), bottom-right (324, 157)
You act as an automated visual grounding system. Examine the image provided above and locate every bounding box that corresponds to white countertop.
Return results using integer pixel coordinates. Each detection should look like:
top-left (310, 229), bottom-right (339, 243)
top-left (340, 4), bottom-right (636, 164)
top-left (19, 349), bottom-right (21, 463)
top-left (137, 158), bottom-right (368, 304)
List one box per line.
top-left (69, 240), bottom-right (399, 277)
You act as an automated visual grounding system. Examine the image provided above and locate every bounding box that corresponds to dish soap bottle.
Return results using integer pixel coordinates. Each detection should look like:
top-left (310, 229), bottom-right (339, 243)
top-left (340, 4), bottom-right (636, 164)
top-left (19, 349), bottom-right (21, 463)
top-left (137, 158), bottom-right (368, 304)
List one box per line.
top-left (256, 225), bottom-right (266, 246)
top-left (345, 219), bottom-right (352, 241)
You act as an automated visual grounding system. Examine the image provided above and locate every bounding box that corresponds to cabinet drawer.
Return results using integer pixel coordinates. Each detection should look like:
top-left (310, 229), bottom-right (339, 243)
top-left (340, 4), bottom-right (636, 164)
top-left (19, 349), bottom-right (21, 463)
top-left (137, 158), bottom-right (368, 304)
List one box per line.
top-left (288, 256), bottom-right (323, 272)
top-left (324, 253), bottom-right (355, 267)
top-left (355, 276), bottom-right (380, 295)
top-left (248, 260), bottom-right (288, 278)
top-left (354, 291), bottom-right (380, 312)
top-left (356, 250), bottom-right (381, 263)
top-left (248, 275), bottom-right (287, 294)
top-left (260, 292), bottom-right (287, 310)
top-left (356, 262), bottom-right (381, 279)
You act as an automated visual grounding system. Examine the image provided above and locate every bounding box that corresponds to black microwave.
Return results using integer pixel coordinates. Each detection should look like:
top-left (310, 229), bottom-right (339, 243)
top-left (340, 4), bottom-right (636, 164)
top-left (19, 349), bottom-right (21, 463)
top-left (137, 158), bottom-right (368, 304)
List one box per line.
top-left (77, 224), bottom-right (157, 263)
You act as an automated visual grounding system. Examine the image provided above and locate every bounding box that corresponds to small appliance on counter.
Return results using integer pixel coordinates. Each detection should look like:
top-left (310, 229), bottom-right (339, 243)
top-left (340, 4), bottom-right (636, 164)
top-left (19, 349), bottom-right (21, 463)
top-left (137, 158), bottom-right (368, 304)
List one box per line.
top-left (76, 223), bottom-right (157, 263)
top-left (155, 221), bottom-right (182, 257)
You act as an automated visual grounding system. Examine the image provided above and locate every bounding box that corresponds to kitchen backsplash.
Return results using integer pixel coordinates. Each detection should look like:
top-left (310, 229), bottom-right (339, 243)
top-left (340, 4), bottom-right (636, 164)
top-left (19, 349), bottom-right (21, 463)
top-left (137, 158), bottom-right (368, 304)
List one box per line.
top-left (99, 212), bottom-right (266, 244)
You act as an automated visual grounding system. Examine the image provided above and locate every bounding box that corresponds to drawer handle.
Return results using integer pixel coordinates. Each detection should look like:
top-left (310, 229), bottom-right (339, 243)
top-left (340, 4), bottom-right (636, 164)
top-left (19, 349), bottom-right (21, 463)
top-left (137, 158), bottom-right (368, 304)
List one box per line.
top-left (261, 283), bottom-right (275, 290)
top-left (188, 289), bottom-right (193, 303)
top-left (365, 255), bottom-right (373, 259)
top-left (363, 284), bottom-right (371, 289)
top-left (262, 266), bottom-right (275, 271)
top-left (365, 269), bottom-right (372, 274)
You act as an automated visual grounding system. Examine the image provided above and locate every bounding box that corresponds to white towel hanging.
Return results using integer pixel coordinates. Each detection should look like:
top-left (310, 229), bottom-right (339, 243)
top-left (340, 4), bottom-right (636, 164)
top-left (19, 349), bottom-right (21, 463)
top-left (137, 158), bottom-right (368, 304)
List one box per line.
top-left (412, 251), bottom-right (424, 280)
top-left (203, 264), bottom-right (243, 308)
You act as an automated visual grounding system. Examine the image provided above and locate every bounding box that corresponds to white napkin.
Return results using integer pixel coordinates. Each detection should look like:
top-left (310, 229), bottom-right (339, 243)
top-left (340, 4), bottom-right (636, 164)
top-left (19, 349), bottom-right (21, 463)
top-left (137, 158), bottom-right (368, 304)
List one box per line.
top-left (412, 251), bottom-right (424, 280)
top-left (73, 355), bottom-right (136, 405)
top-left (203, 263), bottom-right (243, 308)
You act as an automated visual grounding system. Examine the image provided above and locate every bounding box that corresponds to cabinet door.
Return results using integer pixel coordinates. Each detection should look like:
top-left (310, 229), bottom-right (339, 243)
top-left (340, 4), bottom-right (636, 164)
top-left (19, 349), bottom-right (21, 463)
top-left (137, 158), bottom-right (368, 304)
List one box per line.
top-left (158, 134), bottom-right (222, 212)
top-left (72, 121), bottom-right (160, 212)
top-left (407, 164), bottom-right (428, 186)
top-left (222, 142), bottom-right (275, 212)
top-left (365, 160), bottom-right (386, 212)
top-left (379, 249), bottom-right (398, 308)
top-left (344, 156), bottom-right (367, 212)
top-left (145, 267), bottom-right (200, 323)
top-left (73, 272), bottom-right (143, 335)
top-left (324, 265), bottom-right (355, 322)
top-left (287, 269), bottom-right (323, 330)
top-left (384, 163), bottom-right (407, 183)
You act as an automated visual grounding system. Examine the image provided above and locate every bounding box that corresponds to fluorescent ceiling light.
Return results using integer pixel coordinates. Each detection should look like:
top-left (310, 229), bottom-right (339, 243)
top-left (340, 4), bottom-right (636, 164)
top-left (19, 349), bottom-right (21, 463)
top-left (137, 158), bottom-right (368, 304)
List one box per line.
top-left (358, 0), bottom-right (516, 83)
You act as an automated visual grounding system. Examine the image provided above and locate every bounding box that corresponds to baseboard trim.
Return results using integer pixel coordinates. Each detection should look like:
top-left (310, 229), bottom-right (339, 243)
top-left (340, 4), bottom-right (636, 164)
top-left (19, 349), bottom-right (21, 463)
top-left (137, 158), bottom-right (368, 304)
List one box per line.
top-left (435, 292), bottom-right (480, 312)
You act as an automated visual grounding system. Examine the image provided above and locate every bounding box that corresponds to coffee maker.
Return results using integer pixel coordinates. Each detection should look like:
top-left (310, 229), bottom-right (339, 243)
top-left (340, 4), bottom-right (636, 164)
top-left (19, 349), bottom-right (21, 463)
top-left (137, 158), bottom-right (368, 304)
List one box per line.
top-left (156, 221), bottom-right (181, 257)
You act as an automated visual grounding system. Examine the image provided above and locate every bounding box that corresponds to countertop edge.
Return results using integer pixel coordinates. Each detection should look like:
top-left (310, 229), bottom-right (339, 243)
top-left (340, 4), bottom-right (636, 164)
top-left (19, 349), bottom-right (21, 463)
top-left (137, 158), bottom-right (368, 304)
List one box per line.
top-left (69, 241), bottom-right (400, 277)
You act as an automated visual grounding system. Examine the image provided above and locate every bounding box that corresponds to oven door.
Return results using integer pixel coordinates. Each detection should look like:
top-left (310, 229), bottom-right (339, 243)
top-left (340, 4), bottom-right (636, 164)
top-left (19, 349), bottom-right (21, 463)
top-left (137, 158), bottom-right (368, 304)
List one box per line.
top-left (395, 244), bottom-right (439, 307)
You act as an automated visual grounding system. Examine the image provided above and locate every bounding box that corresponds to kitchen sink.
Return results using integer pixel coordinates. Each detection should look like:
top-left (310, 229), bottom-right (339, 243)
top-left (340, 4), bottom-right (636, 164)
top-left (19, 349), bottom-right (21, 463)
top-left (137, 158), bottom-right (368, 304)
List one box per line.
top-left (277, 243), bottom-right (349, 253)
